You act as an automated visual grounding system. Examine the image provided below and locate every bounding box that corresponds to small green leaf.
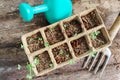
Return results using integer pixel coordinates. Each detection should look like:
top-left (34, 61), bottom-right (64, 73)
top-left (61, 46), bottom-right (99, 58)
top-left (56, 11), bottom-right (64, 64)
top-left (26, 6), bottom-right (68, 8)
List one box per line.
top-left (87, 50), bottom-right (97, 57)
top-left (59, 49), bottom-right (63, 55)
top-left (92, 51), bottom-right (97, 57)
top-left (66, 54), bottom-right (69, 58)
top-left (90, 32), bottom-right (96, 40)
top-left (44, 42), bottom-right (50, 47)
top-left (63, 23), bottom-right (69, 28)
top-left (25, 63), bottom-right (34, 80)
top-left (20, 44), bottom-right (24, 49)
top-left (95, 31), bottom-right (100, 35)
top-left (69, 59), bottom-right (75, 65)
top-left (49, 63), bottom-right (54, 67)
top-left (66, 54), bottom-right (69, 59)
top-left (90, 31), bottom-right (101, 40)
top-left (74, 33), bottom-right (78, 37)
top-left (34, 58), bottom-right (40, 65)
top-left (26, 74), bottom-right (34, 80)
top-left (26, 63), bottom-right (34, 71)
top-left (38, 37), bottom-right (43, 41)
top-left (29, 38), bottom-right (34, 43)
top-left (17, 64), bottom-right (22, 70)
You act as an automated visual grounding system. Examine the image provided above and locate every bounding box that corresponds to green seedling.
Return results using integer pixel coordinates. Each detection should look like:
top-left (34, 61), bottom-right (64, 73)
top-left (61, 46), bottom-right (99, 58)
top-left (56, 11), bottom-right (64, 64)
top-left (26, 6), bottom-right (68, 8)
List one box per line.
top-left (29, 38), bottom-right (34, 43)
top-left (38, 37), bottom-right (43, 41)
top-left (26, 74), bottom-right (34, 80)
top-left (26, 63), bottom-right (34, 79)
top-left (34, 58), bottom-right (40, 65)
top-left (90, 31), bottom-right (105, 44)
top-left (17, 63), bottom-right (34, 79)
top-left (69, 59), bottom-right (75, 65)
top-left (66, 54), bottom-right (69, 59)
top-left (74, 32), bottom-right (78, 37)
top-left (20, 44), bottom-right (24, 49)
top-left (49, 63), bottom-right (54, 67)
top-left (44, 42), bottom-right (50, 47)
top-left (17, 64), bottom-right (22, 70)
top-left (92, 51), bottom-right (97, 57)
top-left (59, 49), bottom-right (64, 55)
top-left (63, 23), bottom-right (69, 28)
top-left (90, 31), bottom-right (100, 40)
top-left (87, 50), bottom-right (97, 57)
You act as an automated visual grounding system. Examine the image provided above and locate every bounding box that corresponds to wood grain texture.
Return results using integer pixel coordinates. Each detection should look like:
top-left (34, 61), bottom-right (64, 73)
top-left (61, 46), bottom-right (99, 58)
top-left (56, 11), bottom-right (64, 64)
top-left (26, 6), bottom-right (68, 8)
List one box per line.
top-left (0, 0), bottom-right (120, 80)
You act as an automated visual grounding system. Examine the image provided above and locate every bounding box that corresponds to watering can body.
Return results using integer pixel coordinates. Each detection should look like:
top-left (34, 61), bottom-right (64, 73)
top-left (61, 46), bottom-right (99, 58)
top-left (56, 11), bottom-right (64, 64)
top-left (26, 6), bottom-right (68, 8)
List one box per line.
top-left (19, 0), bottom-right (72, 23)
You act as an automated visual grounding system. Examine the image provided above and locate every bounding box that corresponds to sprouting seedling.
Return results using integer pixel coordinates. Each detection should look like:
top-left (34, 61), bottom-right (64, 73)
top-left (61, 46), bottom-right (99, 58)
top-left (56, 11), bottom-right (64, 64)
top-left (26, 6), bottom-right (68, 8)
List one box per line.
top-left (74, 32), bottom-right (78, 37)
top-left (18, 62), bottom-right (34, 79)
top-left (63, 22), bottom-right (69, 28)
top-left (90, 31), bottom-right (100, 40)
top-left (87, 50), bottom-right (97, 57)
top-left (17, 64), bottom-right (22, 70)
top-left (44, 42), bottom-right (50, 47)
top-left (29, 38), bottom-right (34, 43)
top-left (26, 63), bottom-right (34, 79)
top-left (66, 54), bottom-right (69, 59)
top-left (20, 44), bottom-right (24, 49)
top-left (26, 74), bottom-right (34, 80)
top-left (59, 49), bottom-right (63, 55)
top-left (26, 63), bottom-right (34, 71)
top-left (34, 58), bottom-right (40, 65)
top-left (92, 51), bottom-right (97, 57)
top-left (69, 59), bottom-right (75, 65)
top-left (49, 63), bottom-right (54, 67)
top-left (38, 37), bottom-right (43, 41)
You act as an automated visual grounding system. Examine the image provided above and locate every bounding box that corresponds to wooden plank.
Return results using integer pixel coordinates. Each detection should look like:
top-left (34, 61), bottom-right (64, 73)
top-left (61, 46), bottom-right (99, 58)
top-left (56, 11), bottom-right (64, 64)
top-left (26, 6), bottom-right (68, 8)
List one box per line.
top-left (0, 62), bottom-right (120, 80)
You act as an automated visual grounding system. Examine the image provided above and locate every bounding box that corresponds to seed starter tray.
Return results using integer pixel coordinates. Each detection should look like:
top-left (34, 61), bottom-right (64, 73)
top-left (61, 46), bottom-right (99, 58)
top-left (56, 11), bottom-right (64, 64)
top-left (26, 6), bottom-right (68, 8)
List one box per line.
top-left (21, 8), bottom-right (112, 76)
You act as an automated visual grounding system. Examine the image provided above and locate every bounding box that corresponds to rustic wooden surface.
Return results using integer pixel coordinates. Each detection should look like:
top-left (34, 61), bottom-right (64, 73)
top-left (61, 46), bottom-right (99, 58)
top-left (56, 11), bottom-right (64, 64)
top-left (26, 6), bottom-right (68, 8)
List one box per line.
top-left (0, 0), bottom-right (120, 80)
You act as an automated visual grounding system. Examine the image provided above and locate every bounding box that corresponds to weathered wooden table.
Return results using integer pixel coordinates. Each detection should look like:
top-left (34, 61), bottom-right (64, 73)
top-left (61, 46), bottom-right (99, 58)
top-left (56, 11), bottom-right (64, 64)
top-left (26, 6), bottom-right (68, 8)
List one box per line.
top-left (0, 0), bottom-right (120, 80)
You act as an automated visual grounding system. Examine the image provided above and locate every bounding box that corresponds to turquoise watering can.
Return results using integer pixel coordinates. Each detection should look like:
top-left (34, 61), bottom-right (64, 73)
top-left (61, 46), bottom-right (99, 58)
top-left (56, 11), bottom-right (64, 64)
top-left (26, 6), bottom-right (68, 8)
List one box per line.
top-left (19, 0), bottom-right (72, 23)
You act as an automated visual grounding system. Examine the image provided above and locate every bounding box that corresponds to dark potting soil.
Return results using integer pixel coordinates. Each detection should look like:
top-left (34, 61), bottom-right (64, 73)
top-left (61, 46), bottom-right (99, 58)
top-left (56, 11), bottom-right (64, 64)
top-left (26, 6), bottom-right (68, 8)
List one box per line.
top-left (36, 51), bottom-right (53, 72)
top-left (45, 25), bottom-right (65, 45)
top-left (26, 32), bottom-right (44, 53)
top-left (63, 19), bottom-right (82, 38)
top-left (71, 37), bottom-right (89, 57)
top-left (52, 43), bottom-right (72, 64)
top-left (91, 31), bottom-right (107, 48)
top-left (81, 10), bottom-right (102, 30)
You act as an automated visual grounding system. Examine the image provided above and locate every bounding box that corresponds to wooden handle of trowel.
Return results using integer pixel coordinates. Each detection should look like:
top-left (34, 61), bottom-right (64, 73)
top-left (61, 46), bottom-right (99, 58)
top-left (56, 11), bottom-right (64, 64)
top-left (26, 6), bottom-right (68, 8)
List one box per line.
top-left (109, 13), bottom-right (120, 41)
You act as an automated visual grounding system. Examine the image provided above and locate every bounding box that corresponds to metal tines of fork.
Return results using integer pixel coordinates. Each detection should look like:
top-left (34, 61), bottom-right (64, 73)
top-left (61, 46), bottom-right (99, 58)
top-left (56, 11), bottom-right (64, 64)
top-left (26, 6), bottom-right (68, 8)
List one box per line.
top-left (82, 12), bottom-right (120, 77)
top-left (82, 48), bottom-right (111, 77)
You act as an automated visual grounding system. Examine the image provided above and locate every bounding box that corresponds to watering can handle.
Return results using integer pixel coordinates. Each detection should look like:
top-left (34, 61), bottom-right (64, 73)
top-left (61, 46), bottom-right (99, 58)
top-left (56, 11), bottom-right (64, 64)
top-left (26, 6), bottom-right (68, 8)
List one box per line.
top-left (109, 13), bottom-right (120, 41)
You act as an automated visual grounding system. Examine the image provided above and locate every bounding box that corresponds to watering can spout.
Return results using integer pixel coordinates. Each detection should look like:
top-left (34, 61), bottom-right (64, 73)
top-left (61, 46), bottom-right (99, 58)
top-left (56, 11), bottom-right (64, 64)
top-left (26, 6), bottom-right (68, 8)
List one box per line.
top-left (19, 0), bottom-right (72, 23)
top-left (19, 3), bottom-right (48, 22)
top-left (33, 4), bottom-right (48, 14)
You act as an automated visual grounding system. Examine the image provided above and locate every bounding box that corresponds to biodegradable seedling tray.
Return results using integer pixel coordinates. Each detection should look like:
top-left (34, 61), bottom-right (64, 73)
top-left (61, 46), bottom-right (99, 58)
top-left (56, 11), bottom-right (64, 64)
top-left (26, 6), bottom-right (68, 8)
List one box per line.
top-left (21, 8), bottom-right (112, 76)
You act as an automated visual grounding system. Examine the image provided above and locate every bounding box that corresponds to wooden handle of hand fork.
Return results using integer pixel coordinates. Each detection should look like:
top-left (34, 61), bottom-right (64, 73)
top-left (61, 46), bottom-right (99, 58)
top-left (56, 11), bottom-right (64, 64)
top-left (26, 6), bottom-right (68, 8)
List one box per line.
top-left (109, 13), bottom-right (120, 41)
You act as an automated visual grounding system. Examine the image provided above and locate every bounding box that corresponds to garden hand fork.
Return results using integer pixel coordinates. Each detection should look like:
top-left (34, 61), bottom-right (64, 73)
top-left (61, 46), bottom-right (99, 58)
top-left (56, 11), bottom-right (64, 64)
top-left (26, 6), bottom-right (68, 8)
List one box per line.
top-left (82, 13), bottom-right (120, 77)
